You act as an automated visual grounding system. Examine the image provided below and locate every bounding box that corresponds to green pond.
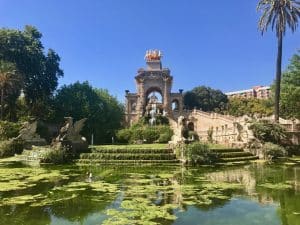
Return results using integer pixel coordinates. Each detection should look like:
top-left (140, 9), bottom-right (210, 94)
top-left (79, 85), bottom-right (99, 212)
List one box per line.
top-left (0, 158), bottom-right (300, 225)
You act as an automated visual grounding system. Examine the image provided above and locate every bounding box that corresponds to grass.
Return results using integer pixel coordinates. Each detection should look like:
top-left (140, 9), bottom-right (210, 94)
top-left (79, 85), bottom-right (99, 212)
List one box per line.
top-left (91, 144), bottom-right (169, 150)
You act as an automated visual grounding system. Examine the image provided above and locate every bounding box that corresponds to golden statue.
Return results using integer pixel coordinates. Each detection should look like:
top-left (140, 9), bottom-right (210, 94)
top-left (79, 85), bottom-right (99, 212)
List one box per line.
top-left (144, 49), bottom-right (162, 61)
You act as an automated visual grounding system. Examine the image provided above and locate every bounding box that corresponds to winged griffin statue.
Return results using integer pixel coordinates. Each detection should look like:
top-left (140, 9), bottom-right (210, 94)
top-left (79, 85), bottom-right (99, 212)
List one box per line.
top-left (56, 117), bottom-right (87, 142)
top-left (51, 117), bottom-right (88, 152)
top-left (17, 121), bottom-right (38, 140)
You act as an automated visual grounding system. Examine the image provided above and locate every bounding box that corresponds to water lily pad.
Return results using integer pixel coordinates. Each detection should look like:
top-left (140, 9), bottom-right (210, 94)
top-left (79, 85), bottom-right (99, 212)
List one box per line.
top-left (259, 182), bottom-right (292, 190)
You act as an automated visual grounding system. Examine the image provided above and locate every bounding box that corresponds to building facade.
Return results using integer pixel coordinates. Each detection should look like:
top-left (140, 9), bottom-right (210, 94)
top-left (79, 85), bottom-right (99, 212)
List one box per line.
top-left (226, 86), bottom-right (271, 99)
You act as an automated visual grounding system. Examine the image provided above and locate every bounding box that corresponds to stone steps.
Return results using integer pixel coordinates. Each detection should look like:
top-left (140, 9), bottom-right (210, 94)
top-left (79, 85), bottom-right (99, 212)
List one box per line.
top-left (91, 148), bottom-right (173, 154)
top-left (80, 153), bottom-right (177, 160)
top-left (218, 152), bottom-right (253, 158)
top-left (78, 147), bottom-right (177, 164)
top-left (211, 148), bottom-right (244, 153)
top-left (219, 155), bottom-right (259, 163)
top-left (76, 159), bottom-right (180, 164)
top-left (214, 147), bottom-right (258, 163)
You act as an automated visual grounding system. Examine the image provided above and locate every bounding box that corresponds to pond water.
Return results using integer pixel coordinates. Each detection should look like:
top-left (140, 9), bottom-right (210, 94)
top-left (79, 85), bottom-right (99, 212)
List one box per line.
top-left (0, 158), bottom-right (300, 225)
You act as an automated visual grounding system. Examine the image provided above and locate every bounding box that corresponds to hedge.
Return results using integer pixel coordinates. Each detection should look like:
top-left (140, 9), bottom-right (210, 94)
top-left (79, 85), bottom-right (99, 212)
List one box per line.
top-left (80, 153), bottom-right (176, 160)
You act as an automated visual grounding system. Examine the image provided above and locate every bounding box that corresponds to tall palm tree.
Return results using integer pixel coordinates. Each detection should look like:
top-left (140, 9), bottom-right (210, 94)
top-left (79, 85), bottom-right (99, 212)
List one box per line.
top-left (257, 0), bottom-right (300, 122)
top-left (0, 60), bottom-right (23, 120)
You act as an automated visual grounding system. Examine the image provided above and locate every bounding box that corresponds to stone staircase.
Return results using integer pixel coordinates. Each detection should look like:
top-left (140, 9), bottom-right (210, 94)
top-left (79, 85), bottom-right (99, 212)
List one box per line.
top-left (212, 148), bottom-right (258, 164)
top-left (77, 146), bottom-right (179, 165)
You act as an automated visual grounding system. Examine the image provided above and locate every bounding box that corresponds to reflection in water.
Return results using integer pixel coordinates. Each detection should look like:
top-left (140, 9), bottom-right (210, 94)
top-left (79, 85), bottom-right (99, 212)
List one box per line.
top-left (205, 167), bottom-right (256, 195)
top-left (0, 160), bottom-right (300, 225)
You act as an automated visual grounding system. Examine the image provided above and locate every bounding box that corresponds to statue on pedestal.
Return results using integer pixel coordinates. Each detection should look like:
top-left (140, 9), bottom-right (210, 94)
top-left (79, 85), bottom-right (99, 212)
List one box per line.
top-left (52, 117), bottom-right (88, 153)
top-left (16, 120), bottom-right (47, 149)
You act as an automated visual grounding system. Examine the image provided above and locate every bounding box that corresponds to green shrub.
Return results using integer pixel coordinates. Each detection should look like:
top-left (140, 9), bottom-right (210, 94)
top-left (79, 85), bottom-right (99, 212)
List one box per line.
top-left (262, 142), bottom-right (287, 160)
top-left (0, 121), bottom-right (21, 141)
top-left (158, 133), bottom-right (172, 143)
top-left (142, 127), bottom-right (159, 143)
top-left (80, 153), bottom-right (176, 160)
top-left (156, 115), bottom-right (169, 125)
top-left (116, 124), bottom-right (173, 144)
top-left (0, 139), bottom-right (24, 158)
top-left (185, 142), bottom-right (219, 165)
top-left (249, 120), bottom-right (287, 144)
top-left (157, 126), bottom-right (173, 143)
top-left (116, 129), bottom-right (132, 143)
top-left (285, 145), bottom-right (300, 156)
top-left (40, 149), bottom-right (71, 164)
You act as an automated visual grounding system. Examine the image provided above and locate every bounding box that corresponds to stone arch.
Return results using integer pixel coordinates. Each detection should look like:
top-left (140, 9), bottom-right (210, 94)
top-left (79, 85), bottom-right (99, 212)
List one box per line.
top-left (131, 102), bottom-right (136, 111)
top-left (171, 99), bottom-right (180, 111)
top-left (145, 87), bottom-right (163, 104)
top-left (144, 87), bottom-right (164, 115)
top-left (187, 122), bottom-right (194, 131)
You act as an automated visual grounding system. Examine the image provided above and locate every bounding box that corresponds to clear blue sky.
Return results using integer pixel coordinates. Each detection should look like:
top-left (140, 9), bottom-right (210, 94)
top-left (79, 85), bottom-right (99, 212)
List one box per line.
top-left (1, 0), bottom-right (300, 102)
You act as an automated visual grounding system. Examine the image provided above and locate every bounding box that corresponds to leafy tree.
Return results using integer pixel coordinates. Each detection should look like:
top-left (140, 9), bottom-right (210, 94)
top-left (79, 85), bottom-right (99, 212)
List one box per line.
top-left (184, 86), bottom-right (228, 112)
top-left (0, 60), bottom-right (22, 120)
top-left (249, 120), bottom-right (287, 144)
top-left (185, 142), bottom-right (219, 165)
top-left (261, 142), bottom-right (287, 160)
top-left (226, 97), bottom-right (273, 117)
top-left (257, 0), bottom-right (300, 122)
top-left (94, 88), bottom-right (124, 142)
top-left (279, 52), bottom-right (300, 119)
top-left (0, 25), bottom-right (63, 119)
top-left (54, 82), bottom-right (123, 144)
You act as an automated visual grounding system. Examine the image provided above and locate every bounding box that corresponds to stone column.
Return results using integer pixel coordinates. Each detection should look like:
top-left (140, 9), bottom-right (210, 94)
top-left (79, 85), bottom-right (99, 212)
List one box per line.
top-left (124, 90), bottom-right (130, 125)
top-left (179, 89), bottom-right (184, 115)
top-left (136, 78), bottom-right (145, 117)
top-left (163, 77), bottom-right (171, 114)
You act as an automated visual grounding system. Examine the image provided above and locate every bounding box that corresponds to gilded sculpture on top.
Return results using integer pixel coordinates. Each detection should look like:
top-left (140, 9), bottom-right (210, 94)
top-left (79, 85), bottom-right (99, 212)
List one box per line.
top-left (144, 49), bottom-right (163, 61)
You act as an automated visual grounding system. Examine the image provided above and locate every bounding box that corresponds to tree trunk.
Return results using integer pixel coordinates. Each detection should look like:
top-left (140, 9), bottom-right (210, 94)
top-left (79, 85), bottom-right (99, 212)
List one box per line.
top-left (0, 88), bottom-right (3, 120)
top-left (274, 33), bottom-right (283, 123)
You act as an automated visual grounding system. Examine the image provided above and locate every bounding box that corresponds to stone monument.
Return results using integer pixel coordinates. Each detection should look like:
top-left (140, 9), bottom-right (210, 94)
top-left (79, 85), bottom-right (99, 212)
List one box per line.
top-left (16, 121), bottom-right (47, 149)
top-left (125, 49), bottom-right (184, 126)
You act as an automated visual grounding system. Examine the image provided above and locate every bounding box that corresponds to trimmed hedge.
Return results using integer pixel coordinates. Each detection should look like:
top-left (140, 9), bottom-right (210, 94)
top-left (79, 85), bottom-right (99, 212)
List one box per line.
top-left (92, 148), bottom-right (173, 154)
top-left (218, 152), bottom-right (253, 158)
top-left (40, 148), bottom-right (75, 164)
top-left (77, 159), bottom-right (179, 164)
top-left (116, 125), bottom-right (173, 144)
top-left (211, 148), bottom-right (244, 153)
top-left (219, 156), bottom-right (258, 162)
top-left (80, 153), bottom-right (176, 160)
top-left (93, 144), bottom-right (168, 150)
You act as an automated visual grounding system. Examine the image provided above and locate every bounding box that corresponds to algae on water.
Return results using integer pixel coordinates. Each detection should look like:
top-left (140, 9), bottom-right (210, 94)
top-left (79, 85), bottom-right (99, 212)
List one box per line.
top-left (103, 198), bottom-right (177, 225)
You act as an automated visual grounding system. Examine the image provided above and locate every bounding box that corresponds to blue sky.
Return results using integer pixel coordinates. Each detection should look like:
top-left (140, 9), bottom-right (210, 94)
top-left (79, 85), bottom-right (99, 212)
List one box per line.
top-left (1, 0), bottom-right (300, 102)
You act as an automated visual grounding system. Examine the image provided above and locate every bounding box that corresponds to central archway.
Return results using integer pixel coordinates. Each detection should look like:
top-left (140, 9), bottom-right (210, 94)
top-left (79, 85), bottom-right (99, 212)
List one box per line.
top-left (145, 87), bottom-right (163, 115)
top-left (145, 87), bottom-right (163, 104)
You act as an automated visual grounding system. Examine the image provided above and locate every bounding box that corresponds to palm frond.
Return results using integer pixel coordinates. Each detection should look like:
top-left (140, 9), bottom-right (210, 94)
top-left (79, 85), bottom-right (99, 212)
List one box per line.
top-left (257, 0), bottom-right (300, 37)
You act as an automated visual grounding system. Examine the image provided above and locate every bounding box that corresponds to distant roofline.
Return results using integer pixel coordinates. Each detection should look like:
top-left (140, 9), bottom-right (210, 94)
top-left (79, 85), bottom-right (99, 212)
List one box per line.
top-left (256, 86), bottom-right (270, 91)
top-left (225, 85), bottom-right (270, 95)
top-left (225, 89), bottom-right (254, 95)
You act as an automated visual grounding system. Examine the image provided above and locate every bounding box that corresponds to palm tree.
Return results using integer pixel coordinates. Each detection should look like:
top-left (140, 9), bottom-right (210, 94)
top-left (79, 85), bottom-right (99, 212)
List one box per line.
top-left (0, 60), bottom-right (23, 120)
top-left (257, 0), bottom-right (300, 122)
